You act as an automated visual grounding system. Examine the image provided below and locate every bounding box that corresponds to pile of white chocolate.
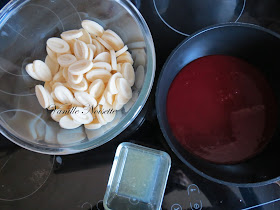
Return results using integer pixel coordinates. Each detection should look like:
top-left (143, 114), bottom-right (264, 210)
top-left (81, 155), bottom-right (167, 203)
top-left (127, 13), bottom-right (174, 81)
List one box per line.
top-left (25, 20), bottom-right (137, 130)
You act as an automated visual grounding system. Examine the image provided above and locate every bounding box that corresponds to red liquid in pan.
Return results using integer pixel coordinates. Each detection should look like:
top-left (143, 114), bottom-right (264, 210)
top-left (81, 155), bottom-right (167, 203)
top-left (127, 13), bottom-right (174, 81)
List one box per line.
top-left (166, 55), bottom-right (277, 164)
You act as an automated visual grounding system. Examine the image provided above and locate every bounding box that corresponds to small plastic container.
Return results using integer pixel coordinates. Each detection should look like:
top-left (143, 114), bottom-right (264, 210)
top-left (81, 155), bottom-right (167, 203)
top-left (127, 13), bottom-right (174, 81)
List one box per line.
top-left (103, 142), bottom-right (171, 210)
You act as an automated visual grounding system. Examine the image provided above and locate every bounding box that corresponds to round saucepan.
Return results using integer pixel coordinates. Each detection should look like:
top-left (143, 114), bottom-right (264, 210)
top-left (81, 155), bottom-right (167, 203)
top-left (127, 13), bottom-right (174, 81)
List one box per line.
top-left (156, 23), bottom-right (280, 186)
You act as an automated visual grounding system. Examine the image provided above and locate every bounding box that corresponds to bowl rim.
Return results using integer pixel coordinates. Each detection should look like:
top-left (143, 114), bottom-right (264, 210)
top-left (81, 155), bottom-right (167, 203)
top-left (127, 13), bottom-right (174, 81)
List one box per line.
top-left (155, 22), bottom-right (280, 187)
top-left (0, 0), bottom-right (156, 155)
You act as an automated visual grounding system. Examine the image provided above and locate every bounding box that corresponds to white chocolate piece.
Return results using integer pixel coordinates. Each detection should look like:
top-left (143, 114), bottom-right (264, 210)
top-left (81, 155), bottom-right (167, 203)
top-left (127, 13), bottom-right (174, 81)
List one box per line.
top-left (74, 40), bottom-right (89, 60)
top-left (100, 34), bottom-right (120, 51)
top-left (64, 39), bottom-right (76, 54)
top-left (26, 63), bottom-right (41, 80)
top-left (121, 63), bottom-right (135, 87)
top-left (74, 91), bottom-right (97, 107)
top-left (52, 82), bottom-right (64, 91)
top-left (107, 72), bottom-right (123, 94)
top-left (127, 41), bottom-right (146, 49)
top-left (61, 30), bottom-right (83, 40)
top-left (85, 117), bottom-right (102, 130)
top-left (113, 96), bottom-right (124, 110)
top-left (98, 94), bottom-right (106, 106)
top-left (116, 63), bottom-right (122, 73)
top-left (86, 69), bottom-right (112, 83)
top-left (33, 60), bottom-right (52, 82)
top-left (116, 78), bottom-right (132, 99)
top-left (117, 51), bottom-right (133, 65)
top-left (68, 77), bottom-right (88, 91)
top-left (44, 89), bottom-right (54, 110)
top-left (68, 60), bottom-right (93, 75)
top-left (92, 39), bottom-right (106, 55)
top-left (87, 47), bottom-right (94, 61)
top-left (104, 89), bottom-right (115, 105)
top-left (46, 46), bottom-right (57, 61)
top-left (70, 107), bottom-right (93, 124)
top-left (35, 85), bottom-right (51, 109)
top-left (116, 45), bottom-right (128, 57)
top-left (62, 67), bottom-right (69, 81)
top-left (45, 55), bottom-right (59, 75)
top-left (105, 30), bottom-right (124, 45)
top-left (68, 71), bottom-right (83, 84)
top-left (102, 30), bottom-right (124, 51)
top-left (78, 29), bottom-right (92, 44)
top-left (92, 62), bottom-right (112, 71)
top-left (93, 52), bottom-right (110, 63)
top-left (54, 85), bottom-right (74, 104)
top-left (102, 101), bottom-right (116, 122)
top-left (115, 92), bottom-right (130, 104)
top-left (51, 106), bottom-right (70, 122)
top-left (53, 82), bottom-right (70, 92)
top-left (47, 37), bottom-right (70, 54)
top-left (110, 50), bottom-right (117, 70)
top-left (57, 49), bottom-right (71, 56)
top-left (72, 98), bottom-right (83, 107)
top-left (135, 65), bottom-right (145, 89)
top-left (82, 20), bottom-right (104, 37)
top-left (97, 37), bottom-right (113, 51)
top-left (57, 54), bottom-right (77, 67)
top-left (59, 115), bottom-right (81, 129)
top-left (88, 79), bottom-right (105, 98)
top-left (95, 105), bottom-right (107, 125)
top-left (53, 69), bottom-right (65, 83)
top-left (87, 44), bottom-right (96, 57)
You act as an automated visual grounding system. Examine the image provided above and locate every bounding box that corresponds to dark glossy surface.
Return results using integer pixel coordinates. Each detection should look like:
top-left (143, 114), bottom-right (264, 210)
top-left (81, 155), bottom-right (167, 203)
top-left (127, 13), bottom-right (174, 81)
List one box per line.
top-left (166, 55), bottom-right (277, 164)
top-left (1, 0), bottom-right (280, 209)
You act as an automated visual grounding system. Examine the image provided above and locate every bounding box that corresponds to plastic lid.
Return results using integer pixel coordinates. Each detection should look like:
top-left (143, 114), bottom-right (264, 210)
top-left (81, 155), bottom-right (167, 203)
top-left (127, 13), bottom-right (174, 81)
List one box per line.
top-left (103, 142), bottom-right (171, 210)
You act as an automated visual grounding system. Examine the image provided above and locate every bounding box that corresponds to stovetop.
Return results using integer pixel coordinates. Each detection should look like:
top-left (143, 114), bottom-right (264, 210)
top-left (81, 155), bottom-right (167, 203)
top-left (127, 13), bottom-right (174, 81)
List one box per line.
top-left (1, 0), bottom-right (280, 209)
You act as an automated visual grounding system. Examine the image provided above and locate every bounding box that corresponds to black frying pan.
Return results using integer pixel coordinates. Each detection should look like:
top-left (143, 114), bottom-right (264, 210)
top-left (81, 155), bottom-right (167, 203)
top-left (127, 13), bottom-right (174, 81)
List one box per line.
top-left (156, 23), bottom-right (280, 186)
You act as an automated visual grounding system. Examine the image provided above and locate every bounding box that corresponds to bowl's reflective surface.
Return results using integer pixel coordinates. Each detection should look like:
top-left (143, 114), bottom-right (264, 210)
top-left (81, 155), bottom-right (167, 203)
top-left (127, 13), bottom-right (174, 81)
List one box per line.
top-left (0, 0), bottom-right (155, 154)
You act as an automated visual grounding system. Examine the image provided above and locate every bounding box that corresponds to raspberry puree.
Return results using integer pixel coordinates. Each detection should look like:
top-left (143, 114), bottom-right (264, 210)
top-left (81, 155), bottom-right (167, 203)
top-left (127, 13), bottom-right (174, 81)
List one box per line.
top-left (166, 55), bottom-right (277, 164)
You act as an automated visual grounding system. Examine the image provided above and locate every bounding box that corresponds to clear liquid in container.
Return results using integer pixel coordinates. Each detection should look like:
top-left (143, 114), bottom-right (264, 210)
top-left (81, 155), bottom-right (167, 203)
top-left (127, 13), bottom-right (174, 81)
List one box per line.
top-left (103, 142), bottom-right (171, 210)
